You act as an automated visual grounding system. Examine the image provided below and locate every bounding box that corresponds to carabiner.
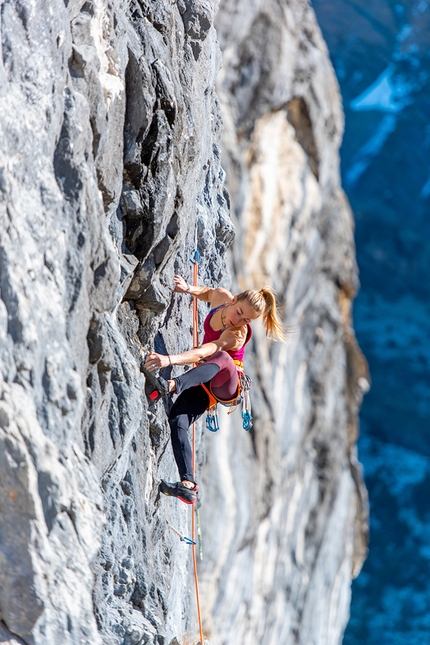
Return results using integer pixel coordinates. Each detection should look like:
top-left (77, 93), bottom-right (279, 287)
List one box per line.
top-left (182, 536), bottom-right (197, 546)
top-left (190, 249), bottom-right (200, 265)
top-left (242, 409), bottom-right (253, 432)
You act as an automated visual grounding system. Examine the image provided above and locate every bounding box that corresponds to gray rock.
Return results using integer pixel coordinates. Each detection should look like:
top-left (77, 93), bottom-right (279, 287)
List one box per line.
top-left (0, 622), bottom-right (27, 645)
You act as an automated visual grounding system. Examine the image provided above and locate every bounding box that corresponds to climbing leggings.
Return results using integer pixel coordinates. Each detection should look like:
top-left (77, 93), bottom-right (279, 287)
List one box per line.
top-left (169, 351), bottom-right (238, 483)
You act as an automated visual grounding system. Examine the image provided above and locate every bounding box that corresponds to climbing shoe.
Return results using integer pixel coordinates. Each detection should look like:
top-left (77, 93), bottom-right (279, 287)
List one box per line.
top-left (159, 480), bottom-right (199, 505)
top-left (140, 364), bottom-right (170, 400)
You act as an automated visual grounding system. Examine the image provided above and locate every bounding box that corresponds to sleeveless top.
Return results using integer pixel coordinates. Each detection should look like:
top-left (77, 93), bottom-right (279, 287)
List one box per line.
top-left (203, 304), bottom-right (252, 363)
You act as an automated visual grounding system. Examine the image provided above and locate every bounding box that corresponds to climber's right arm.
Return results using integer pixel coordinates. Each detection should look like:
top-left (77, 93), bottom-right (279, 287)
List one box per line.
top-left (173, 275), bottom-right (233, 304)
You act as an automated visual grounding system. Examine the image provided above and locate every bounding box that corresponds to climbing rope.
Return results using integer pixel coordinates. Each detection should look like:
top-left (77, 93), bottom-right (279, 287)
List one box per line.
top-left (190, 248), bottom-right (205, 645)
top-left (137, 250), bottom-right (204, 644)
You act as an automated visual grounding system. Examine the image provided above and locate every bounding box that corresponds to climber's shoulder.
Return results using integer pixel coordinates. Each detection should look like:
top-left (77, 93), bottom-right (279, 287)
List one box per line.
top-left (209, 287), bottom-right (234, 308)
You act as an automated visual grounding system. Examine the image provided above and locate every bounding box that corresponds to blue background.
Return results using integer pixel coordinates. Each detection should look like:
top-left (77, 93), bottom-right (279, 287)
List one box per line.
top-left (311, 1), bottom-right (430, 642)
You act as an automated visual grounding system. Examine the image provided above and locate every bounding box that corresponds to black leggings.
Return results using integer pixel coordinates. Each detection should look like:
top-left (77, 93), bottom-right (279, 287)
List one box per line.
top-left (169, 351), bottom-right (238, 483)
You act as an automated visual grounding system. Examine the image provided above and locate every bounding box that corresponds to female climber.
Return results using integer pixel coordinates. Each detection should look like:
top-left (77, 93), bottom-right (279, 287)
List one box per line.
top-left (141, 274), bottom-right (285, 504)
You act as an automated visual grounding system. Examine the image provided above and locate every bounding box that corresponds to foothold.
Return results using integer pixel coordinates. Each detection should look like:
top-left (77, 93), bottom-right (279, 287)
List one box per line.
top-left (8, 489), bottom-right (18, 502)
top-left (113, 583), bottom-right (127, 597)
top-left (0, 407), bottom-right (10, 428)
top-left (130, 629), bottom-right (143, 644)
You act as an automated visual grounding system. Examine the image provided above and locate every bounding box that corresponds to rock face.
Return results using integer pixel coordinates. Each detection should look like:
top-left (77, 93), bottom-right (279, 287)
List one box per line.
top-left (0, 1), bottom-right (366, 645)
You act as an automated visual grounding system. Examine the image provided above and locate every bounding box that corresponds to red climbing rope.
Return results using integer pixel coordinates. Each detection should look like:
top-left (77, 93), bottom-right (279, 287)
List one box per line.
top-left (190, 251), bottom-right (204, 645)
top-left (192, 256), bottom-right (199, 353)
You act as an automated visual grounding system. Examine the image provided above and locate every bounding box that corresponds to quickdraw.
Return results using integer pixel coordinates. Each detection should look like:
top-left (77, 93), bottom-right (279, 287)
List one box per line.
top-left (201, 368), bottom-right (253, 432)
top-left (166, 521), bottom-right (196, 546)
top-left (240, 373), bottom-right (253, 431)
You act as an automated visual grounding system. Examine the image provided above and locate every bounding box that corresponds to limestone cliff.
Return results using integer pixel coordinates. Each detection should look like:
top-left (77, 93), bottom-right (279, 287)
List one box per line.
top-left (0, 1), bottom-right (367, 644)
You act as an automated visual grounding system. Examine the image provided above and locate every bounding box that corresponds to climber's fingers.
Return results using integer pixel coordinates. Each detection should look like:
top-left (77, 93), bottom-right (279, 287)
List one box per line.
top-left (173, 274), bottom-right (189, 293)
top-left (144, 351), bottom-right (159, 370)
top-left (144, 351), bottom-right (169, 371)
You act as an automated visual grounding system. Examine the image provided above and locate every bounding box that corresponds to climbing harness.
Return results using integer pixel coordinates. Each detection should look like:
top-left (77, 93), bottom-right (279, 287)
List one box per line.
top-left (166, 520), bottom-right (196, 546)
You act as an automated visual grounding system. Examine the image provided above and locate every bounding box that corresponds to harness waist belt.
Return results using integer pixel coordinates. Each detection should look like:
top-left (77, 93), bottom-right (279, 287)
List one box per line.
top-left (201, 380), bottom-right (242, 410)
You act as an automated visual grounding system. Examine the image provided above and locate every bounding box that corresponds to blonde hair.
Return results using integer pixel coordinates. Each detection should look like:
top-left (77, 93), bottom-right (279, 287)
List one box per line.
top-left (236, 287), bottom-right (286, 341)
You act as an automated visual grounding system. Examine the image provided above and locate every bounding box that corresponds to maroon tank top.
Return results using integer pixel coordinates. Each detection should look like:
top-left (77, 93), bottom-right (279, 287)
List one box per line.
top-left (203, 304), bottom-right (252, 363)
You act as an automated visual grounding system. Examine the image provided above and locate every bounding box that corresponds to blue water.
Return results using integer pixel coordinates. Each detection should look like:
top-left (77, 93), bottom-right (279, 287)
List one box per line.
top-left (312, 1), bottom-right (430, 642)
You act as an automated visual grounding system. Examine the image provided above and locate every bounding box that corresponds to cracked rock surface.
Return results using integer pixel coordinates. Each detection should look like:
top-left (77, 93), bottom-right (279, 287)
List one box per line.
top-left (0, 0), bottom-right (366, 644)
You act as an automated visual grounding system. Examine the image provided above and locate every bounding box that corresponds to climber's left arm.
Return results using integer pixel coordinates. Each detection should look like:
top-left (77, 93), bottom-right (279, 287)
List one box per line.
top-left (144, 327), bottom-right (247, 370)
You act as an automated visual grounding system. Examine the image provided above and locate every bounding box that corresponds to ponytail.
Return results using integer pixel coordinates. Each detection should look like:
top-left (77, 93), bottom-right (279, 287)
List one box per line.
top-left (259, 287), bottom-right (286, 341)
top-left (236, 286), bottom-right (286, 342)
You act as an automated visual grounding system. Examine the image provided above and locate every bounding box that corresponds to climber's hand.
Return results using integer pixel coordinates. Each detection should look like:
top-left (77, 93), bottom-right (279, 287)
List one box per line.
top-left (144, 351), bottom-right (170, 371)
top-left (173, 275), bottom-right (189, 293)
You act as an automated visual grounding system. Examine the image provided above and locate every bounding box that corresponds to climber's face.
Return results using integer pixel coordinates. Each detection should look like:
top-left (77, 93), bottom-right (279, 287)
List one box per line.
top-left (225, 298), bottom-right (260, 328)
